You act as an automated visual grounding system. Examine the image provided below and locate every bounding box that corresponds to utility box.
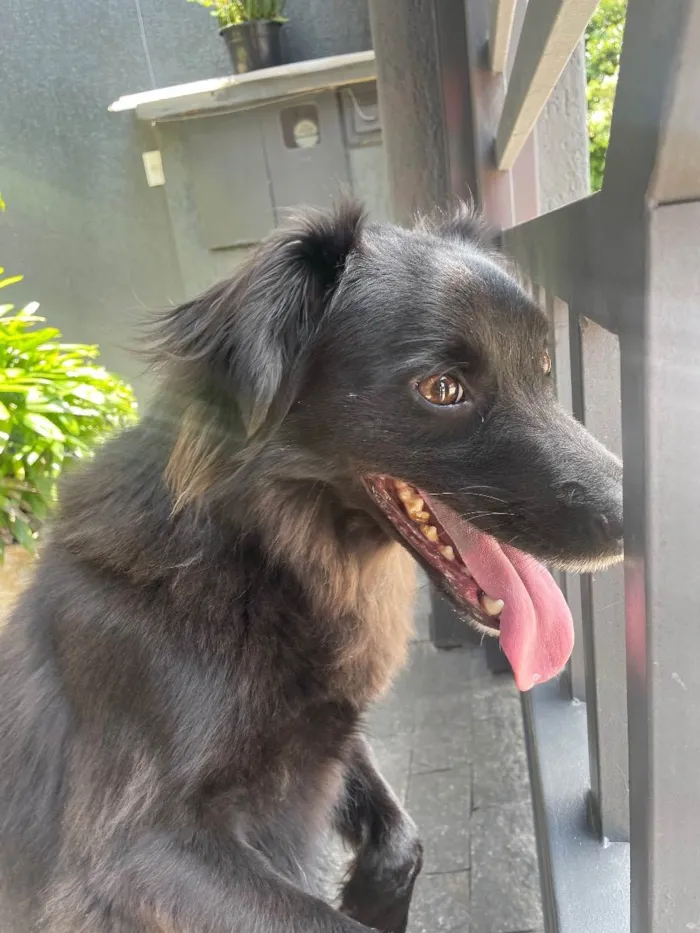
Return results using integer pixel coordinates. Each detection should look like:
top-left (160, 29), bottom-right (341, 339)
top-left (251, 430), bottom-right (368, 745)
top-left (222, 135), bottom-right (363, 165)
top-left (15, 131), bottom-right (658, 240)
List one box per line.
top-left (110, 52), bottom-right (389, 296)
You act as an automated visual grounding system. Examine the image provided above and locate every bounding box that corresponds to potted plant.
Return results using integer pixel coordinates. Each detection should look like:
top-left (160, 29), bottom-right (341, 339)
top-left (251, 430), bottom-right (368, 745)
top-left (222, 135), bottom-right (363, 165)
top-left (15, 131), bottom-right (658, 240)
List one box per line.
top-left (188, 0), bottom-right (287, 74)
top-left (0, 244), bottom-right (137, 620)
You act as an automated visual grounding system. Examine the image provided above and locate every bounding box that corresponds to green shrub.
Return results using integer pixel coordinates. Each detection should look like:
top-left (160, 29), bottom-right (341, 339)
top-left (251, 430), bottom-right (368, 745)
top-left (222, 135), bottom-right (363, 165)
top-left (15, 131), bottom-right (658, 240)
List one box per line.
top-left (585, 0), bottom-right (627, 191)
top-left (0, 266), bottom-right (137, 559)
top-left (187, 0), bottom-right (287, 28)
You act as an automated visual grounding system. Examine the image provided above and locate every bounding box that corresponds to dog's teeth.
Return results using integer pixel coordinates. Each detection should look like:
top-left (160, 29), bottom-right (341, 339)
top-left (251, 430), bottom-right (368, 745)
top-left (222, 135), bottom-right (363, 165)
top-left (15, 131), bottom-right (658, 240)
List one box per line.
top-left (480, 594), bottom-right (504, 617)
top-left (421, 525), bottom-right (439, 542)
top-left (395, 480), bottom-right (409, 491)
top-left (401, 494), bottom-right (424, 513)
top-left (439, 545), bottom-right (455, 561)
top-left (404, 499), bottom-right (430, 522)
top-left (398, 488), bottom-right (416, 503)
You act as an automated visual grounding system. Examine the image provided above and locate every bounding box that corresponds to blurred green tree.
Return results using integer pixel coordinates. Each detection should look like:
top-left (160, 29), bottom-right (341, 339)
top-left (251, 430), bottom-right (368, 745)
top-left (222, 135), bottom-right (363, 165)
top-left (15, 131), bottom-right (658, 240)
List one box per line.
top-left (585, 0), bottom-right (627, 191)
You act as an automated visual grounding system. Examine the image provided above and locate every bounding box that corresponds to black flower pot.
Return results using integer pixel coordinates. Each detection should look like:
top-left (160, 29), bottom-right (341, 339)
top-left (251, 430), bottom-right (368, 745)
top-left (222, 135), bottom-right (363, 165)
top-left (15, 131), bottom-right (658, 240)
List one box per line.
top-left (220, 21), bottom-right (283, 74)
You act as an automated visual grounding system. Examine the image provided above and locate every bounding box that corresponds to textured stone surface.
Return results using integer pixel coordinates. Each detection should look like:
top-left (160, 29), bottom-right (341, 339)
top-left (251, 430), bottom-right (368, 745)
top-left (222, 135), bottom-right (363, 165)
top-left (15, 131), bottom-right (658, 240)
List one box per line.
top-left (283, 0), bottom-right (371, 64)
top-left (472, 701), bottom-right (531, 810)
top-left (412, 691), bottom-right (473, 774)
top-left (409, 870), bottom-right (471, 933)
top-left (396, 642), bottom-right (479, 702)
top-left (407, 766), bottom-right (472, 873)
top-left (470, 802), bottom-right (544, 933)
top-left (368, 688), bottom-right (416, 739)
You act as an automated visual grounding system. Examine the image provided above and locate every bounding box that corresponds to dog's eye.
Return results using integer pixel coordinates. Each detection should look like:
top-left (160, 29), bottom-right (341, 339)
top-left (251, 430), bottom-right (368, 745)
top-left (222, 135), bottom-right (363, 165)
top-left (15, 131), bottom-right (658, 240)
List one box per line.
top-left (416, 374), bottom-right (465, 406)
top-left (541, 349), bottom-right (552, 375)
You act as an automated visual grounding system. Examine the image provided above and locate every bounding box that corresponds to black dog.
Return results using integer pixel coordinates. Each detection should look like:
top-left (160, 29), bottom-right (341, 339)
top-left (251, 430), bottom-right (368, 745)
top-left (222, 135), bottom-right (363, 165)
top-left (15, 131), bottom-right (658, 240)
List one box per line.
top-left (0, 203), bottom-right (622, 932)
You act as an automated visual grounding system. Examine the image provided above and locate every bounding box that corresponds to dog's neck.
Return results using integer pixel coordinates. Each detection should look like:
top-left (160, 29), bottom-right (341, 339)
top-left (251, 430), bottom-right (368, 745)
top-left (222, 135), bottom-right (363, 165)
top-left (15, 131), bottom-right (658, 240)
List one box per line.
top-left (238, 471), bottom-right (417, 703)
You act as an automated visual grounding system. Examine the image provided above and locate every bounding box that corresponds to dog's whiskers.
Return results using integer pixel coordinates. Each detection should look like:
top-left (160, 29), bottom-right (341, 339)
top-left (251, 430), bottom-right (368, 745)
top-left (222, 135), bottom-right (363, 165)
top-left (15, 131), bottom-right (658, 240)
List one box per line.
top-left (427, 489), bottom-right (509, 505)
top-left (463, 510), bottom-right (515, 523)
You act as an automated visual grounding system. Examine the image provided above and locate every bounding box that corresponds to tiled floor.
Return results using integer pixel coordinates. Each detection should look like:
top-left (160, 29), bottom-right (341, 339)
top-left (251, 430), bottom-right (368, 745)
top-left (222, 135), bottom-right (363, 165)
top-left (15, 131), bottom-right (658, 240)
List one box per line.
top-left (342, 575), bottom-right (545, 933)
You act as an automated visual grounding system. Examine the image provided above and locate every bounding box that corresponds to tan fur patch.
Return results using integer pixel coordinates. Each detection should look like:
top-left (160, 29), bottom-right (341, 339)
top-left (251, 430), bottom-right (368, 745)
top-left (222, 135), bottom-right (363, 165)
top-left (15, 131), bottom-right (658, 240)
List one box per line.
top-left (254, 484), bottom-right (416, 705)
top-left (165, 404), bottom-right (226, 513)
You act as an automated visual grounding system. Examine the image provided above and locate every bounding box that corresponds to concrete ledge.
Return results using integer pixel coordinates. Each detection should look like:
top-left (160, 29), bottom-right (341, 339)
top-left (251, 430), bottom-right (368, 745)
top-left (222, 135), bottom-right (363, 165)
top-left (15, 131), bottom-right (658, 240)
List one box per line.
top-left (109, 50), bottom-right (376, 122)
top-left (521, 679), bottom-right (630, 933)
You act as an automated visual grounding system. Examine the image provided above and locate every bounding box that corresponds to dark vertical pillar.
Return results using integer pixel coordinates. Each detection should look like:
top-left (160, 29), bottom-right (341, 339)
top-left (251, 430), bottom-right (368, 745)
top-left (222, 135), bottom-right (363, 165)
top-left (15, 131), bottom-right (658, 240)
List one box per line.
top-left (367, 0), bottom-right (477, 226)
top-left (368, 0), bottom-right (481, 649)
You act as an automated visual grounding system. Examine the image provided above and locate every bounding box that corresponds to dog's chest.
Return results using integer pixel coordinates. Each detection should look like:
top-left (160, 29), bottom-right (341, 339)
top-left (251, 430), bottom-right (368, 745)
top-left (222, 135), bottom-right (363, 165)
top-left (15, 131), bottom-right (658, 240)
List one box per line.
top-left (330, 545), bottom-right (416, 706)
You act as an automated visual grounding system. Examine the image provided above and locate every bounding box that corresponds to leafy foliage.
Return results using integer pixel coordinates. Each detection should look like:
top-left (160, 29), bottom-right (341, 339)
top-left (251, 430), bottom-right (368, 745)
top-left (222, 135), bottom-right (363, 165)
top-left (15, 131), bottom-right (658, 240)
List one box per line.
top-left (585, 0), bottom-right (626, 191)
top-left (187, 0), bottom-right (287, 27)
top-left (0, 251), bottom-right (137, 558)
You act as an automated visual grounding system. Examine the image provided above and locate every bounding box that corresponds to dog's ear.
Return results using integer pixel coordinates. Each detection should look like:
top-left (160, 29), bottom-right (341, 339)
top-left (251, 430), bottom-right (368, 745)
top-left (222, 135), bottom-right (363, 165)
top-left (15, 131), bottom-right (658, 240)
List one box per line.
top-left (430, 200), bottom-right (494, 246)
top-left (153, 201), bottom-right (365, 436)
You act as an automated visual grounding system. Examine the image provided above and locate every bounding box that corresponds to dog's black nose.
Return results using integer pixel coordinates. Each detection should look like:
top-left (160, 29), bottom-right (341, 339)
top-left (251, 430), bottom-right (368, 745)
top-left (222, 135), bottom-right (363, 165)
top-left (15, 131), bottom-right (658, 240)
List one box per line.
top-left (558, 481), bottom-right (623, 543)
top-left (596, 508), bottom-right (624, 543)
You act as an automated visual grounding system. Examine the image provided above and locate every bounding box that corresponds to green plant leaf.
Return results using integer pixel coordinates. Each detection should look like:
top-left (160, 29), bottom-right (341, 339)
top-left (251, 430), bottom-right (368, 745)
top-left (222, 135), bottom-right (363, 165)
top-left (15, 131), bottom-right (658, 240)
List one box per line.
top-left (585, 0), bottom-right (626, 191)
top-left (0, 263), bottom-right (138, 542)
top-left (69, 384), bottom-right (106, 406)
top-left (14, 328), bottom-right (62, 351)
top-left (10, 514), bottom-right (37, 554)
top-left (16, 301), bottom-right (41, 318)
top-left (31, 475), bottom-right (55, 501)
top-left (22, 413), bottom-right (65, 441)
top-left (24, 493), bottom-right (48, 521)
top-left (0, 274), bottom-right (23, 290)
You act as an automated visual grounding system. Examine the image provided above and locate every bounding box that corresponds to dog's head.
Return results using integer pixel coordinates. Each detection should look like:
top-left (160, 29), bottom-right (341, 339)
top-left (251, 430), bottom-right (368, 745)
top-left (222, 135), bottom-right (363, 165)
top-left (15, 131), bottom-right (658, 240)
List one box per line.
top-left (155, 202), bottom-right (623, 691)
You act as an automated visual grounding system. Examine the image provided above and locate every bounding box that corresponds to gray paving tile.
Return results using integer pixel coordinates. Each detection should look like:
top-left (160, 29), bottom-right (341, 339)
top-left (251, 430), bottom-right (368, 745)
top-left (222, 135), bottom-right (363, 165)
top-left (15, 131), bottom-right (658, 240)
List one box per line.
top-left (470, 802), bottom-right (543, 933)
top-left (396, 644), bottom-right (479, 702)
top-left (408, 870), bottom-right (471, 933)
top-left (367, 687), bottom-right (416, 739)
top-left (471, 736), bottom-right (530, 811)
top-left (412, 692), bottom-right (473, 773)
top-left (415, 690), bottom-right (473, 732)
top-left (407, 767), bottom-right (471, 874)
top-left (471, 702), bottom-right (531, 809)
top-left (470, 671), bottom-right (522, 720)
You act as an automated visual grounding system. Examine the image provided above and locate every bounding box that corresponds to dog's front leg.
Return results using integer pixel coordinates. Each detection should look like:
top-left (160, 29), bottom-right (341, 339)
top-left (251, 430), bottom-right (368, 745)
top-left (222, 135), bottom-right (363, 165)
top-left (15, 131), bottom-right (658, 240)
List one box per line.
top-left (46, 832), bottom-right (374, 933)
top-left (337, 736), bottom-right (423, 933)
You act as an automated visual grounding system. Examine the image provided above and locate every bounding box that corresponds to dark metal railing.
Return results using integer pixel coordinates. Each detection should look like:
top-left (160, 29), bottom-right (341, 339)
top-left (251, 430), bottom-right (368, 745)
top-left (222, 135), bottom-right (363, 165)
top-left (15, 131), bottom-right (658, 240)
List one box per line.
top-left (370, 0), bottom-right (700, 929)
top-left (498, 1), bottom-right (700, 930)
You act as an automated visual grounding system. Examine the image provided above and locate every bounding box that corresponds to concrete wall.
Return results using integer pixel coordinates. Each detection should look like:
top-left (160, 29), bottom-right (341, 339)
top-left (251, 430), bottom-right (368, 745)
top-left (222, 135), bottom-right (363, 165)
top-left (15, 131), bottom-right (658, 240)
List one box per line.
top-left (536, 45), bottom-right (591, 213)
top-left (0, 0), bottom-right (371, 398)
top-left (284, 0), bottom-right (371, 63)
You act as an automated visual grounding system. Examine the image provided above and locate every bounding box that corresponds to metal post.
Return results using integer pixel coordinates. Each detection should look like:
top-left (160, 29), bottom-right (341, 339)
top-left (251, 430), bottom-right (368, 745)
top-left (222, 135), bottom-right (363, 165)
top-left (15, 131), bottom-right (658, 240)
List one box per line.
top-left (623, 202), bottom-right (700, 933)
top-left (366, 0), bottom-right (477, 226)
top-left (574, 316), bottom-right (628, 842)
top-left (369, 0), bottom-right (481, 648)
top-left (548, 295), bottom-right (587, 702)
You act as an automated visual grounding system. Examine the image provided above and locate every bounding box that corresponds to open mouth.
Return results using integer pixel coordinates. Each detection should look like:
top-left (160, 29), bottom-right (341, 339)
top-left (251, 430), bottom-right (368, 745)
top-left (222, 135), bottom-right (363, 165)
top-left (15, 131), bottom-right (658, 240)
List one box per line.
top-left (363, 476), bottom-right (575, 692)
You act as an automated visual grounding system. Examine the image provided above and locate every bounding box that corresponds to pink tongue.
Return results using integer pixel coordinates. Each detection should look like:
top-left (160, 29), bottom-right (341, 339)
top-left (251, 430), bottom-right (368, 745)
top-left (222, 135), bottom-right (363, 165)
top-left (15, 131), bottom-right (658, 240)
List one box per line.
top-left (426, 500), bottom-right (574, 691)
